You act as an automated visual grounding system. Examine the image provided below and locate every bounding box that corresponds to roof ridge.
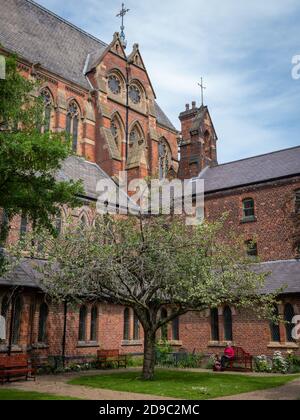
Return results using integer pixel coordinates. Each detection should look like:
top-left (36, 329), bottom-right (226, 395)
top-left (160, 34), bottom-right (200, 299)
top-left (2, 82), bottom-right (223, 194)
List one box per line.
top-left (215, 145), bottom-right (300, 168)
top-left (25, 0), bottom-right (108, 48)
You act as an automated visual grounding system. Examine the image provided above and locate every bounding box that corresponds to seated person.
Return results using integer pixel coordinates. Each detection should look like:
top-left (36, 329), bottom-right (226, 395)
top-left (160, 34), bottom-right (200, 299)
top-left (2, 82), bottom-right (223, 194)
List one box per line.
top-left (221, 344), bottom-right (235, 369)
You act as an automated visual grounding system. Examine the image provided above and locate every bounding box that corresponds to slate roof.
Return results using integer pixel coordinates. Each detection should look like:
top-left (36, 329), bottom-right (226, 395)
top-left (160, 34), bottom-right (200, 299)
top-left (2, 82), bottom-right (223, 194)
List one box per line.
top-left (0, 0), bottom-right (107, 89)
top-left (0, 258), bottom-right (44, 289)
top-left (197, 146), bottom-right (300, 193)
top-left (0, 0), bottom-right (176, 131)
top-left (57, 156), bottom-right (112, 201)
top-left (1, 258), bottom-right (299, 295)
top-left (57, 156), bottom-right (140, 212)
top-left (257, 259), bottom-right (300, 295)
top-left (154, 102), bottom-right (177, 131)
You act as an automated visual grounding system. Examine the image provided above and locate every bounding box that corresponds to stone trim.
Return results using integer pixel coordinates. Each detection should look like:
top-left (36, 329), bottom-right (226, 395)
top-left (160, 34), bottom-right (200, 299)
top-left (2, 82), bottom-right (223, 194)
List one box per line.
top-left (121, 340), bottom-right (143, 347)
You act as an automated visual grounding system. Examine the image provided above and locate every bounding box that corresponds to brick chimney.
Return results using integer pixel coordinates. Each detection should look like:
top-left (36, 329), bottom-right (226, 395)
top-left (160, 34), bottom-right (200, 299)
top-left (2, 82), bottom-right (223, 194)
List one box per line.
top-left (178, 102), bottom-right (218, 180)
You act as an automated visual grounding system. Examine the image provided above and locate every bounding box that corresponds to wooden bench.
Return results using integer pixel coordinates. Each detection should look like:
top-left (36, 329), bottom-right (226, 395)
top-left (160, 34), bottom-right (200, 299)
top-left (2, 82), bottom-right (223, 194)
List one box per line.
top-left (97, 350), bottom-right (127, 369)
top-left (225, 346), bottom-right (253, 372)
top-left (0, 355), bottom-right (35, 384)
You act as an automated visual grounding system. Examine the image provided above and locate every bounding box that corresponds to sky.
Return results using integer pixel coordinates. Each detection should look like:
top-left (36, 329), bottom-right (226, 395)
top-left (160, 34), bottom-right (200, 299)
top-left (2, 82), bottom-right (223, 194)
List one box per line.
top-left (36, 0), bottom-right (300, 163)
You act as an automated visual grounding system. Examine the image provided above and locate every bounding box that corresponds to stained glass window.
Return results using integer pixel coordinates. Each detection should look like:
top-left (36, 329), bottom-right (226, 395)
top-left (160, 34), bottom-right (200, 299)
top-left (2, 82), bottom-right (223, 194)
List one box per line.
top-left (129, 85), bottom-right (141, 104)
top-left (66, 101), bottom-right (80, 152)
top-left (108, 75), bottom-right (121, 95)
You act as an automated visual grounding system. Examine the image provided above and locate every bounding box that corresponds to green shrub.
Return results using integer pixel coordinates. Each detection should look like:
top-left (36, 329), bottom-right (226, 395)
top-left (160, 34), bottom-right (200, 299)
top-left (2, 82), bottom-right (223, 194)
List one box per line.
top-left (126, 355), bottom-right (144, 367)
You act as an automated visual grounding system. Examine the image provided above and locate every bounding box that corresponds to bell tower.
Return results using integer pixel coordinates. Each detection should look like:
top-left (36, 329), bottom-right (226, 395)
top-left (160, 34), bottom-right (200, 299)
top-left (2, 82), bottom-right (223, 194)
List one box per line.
top-left (178, 102), bottom-right (218, 179)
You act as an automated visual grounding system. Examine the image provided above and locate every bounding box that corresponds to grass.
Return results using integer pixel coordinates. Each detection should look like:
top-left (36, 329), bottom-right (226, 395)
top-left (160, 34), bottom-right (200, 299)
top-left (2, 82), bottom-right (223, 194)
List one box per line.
top-left (69, 369), bottom-right (299, 400)
top-left (0, 388), bottom-right (78, 400)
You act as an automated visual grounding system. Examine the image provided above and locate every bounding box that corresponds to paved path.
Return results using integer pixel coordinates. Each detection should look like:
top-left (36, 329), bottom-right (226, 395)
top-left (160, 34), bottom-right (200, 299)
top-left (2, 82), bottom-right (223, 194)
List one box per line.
top-left (214, 378), bottom-right (300, 400)
top-left (4, 368), bottom-right (300, 400)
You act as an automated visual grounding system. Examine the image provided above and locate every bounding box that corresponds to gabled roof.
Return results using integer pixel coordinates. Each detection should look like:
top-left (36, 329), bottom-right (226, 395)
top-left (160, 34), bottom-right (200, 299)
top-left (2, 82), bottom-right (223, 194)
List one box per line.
top-left (0, 0), bottom-right (177, 131)
top-left (0, 0), bottom-right (107, 88)
top-left (198, 146), bottom-right (300, 193)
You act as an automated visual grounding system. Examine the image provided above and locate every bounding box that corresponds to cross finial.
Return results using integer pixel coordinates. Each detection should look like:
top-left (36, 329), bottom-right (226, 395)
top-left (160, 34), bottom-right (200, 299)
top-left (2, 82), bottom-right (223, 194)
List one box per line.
top-left (116, 3), bottom-right (130, 49)
top-left (198, 77), bottom-right (206, 107)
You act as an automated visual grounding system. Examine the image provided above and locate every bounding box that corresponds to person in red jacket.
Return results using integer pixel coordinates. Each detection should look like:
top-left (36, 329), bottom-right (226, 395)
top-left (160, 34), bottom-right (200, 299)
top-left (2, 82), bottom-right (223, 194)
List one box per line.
top-left (221, 344), bottom-right (235, 369)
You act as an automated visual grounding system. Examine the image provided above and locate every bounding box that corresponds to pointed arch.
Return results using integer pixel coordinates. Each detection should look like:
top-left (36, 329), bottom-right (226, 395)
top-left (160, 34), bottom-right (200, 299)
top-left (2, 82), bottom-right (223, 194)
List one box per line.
top-left (40, 87), bottom-right (54, 133)
top-left (129, 78), bottom-right (147, 100)
top-left (110, 111), bottom-right (125, 150)
top-left (107, 69), bottom-right (126, 96)
top-left (66, 99), bottom-right (81, 152)
top-left (159, 137), bottom-right (172, 179)
top-left (79, 212), bottom-right (89, 228)
top-left (129, 121), bottom-right (145, 146)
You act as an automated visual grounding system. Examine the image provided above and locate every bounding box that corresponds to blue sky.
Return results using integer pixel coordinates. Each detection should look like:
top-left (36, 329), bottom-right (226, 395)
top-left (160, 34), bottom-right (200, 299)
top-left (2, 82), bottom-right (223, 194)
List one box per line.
top-left (36, 0), bottom-right (300, 163)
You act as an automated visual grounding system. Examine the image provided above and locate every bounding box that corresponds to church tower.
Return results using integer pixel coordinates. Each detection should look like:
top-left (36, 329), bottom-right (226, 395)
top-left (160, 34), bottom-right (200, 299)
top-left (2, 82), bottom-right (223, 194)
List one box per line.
top-left (178, 102), bottom-right (218, 179)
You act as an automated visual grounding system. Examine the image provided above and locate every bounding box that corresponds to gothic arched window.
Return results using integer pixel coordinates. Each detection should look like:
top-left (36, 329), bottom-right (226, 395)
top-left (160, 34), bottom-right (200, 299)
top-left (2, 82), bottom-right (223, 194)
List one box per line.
top-left (55, 211), bottom-right (63, 235)
top-left (224, 306), bottom-right (233, 341)
top-left (90, 305), bottom-right (98, 342)
top-left (172, 316), bottom-right (180, 341)
top-left (20, 215), bottom-right (28, 238)
top-left (66, 100), bottom-right (80, 152)
top-left (108, 74), bottom-right (121, 95)
top-left (78, 305), bottom-right (87, 342)
top-left (270, 305), bottom-right (280, 343)
top-left (129, 125), bottom-right (144, 146)
top-left (110, 114), bottom-right (124, 149)
top-left (159, 138), bottom-right (172, 179)
top-left (160, 308), bottom-right (168, 341)
top-left (211, 308), bottom-right (219, 341)
top-left (1, 295), bottom-right (9, 318)
top-left (12, 296), bottom-right (22, 345)
top-left (133, 312), bottom-right (140, 340)
top-left (129, 84), bottom-right (141, 104)
top-left (40, 88), bottom-right (53, 133)
top-left (38, 303), bottom-right (48, 343)
top-left (123, 308), bottom-right (130, 340)
top-left (284, 304), bottom-right (295, 342)
top-left (79, 214), bottom-right (89, 228)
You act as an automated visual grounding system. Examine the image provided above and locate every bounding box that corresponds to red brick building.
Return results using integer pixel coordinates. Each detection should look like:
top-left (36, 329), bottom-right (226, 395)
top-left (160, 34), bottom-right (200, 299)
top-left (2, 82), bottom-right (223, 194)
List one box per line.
top-left (0, 0), bottom-right (299, 363)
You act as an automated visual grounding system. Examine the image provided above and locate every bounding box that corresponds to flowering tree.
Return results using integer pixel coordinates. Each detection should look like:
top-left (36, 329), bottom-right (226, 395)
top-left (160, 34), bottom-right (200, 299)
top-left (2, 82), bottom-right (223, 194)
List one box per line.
top-left (14, 214), bottom-right (278, 380)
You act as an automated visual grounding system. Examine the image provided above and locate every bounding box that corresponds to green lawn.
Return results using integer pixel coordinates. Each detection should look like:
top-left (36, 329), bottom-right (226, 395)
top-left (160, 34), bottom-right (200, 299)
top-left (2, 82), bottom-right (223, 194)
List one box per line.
top-left (0, 388), bottom-right (77, 400)
top-left (69, 370), bottom-right (299, 400)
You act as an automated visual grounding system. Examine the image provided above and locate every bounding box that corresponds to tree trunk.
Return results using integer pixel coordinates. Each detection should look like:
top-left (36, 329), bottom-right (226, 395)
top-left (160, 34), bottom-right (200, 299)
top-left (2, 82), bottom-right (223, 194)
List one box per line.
top-left (142, 328), bottom-right (156, 380)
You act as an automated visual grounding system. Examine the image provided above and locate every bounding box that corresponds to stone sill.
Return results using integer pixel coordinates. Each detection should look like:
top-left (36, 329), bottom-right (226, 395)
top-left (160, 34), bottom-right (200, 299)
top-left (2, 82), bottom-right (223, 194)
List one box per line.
top-left (31, 343), bottom-right (49, 350)
top-left (77, 341), bottom-right (99, 349)
top-left (157, 340), bottom-right (183, 347)
top-left (208, 341), bottom-right (235, 348)
top-left (240, 216), bottom-right (257, 224)
top-left (267, 342), bottom-right (299, 349)
top-left (121, 340), bottom-right (143, 347)
top-left (0, 345), bottom-right (22, 353)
